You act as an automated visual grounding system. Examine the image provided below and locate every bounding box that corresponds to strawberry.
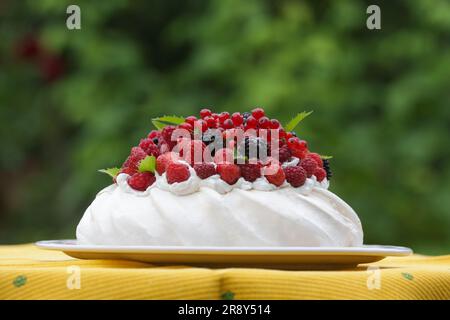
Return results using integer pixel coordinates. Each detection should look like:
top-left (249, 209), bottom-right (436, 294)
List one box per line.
top-left (217, 163), bottom-right (241, 185)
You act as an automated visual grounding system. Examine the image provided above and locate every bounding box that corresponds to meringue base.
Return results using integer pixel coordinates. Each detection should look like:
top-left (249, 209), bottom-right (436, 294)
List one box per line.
top-left (76, 184), bottom-right (363, 247)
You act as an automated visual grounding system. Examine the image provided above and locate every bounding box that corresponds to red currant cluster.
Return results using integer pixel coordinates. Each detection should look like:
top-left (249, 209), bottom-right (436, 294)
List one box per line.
top-left (107, 107), bottom-right (330, 191)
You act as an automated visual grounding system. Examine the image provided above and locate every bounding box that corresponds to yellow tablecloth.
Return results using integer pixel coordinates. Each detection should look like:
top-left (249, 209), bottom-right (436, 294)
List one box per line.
top-left (0, 244), bottom-right (449, 300)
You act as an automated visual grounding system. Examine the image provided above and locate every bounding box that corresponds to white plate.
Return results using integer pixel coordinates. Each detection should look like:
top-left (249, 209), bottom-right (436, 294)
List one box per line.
top-left (35, 240), bottom-right (412, 269)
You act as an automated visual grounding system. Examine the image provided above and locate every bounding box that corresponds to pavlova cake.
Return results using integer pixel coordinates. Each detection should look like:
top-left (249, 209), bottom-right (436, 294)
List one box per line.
top-left (77, 108), bottom-right (363, 247)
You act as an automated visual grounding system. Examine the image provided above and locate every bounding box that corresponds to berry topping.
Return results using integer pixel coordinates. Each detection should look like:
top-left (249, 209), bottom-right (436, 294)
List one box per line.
top-left (200, 108), bottom-right (212, 118)
top-left (257, 116), bottom-right (270, 129)
top-left (264, 164), bottom-right (285, 187)
top-left (276, 145), bottom-right (291, 163)
top-left (122, 147), bottom-right (147, 171)
top-left (245, 116), bottom-right (257, 129)
top-left (120, 166), bottom-right (137, 176)
top-left (185, 116), bottom-right (197, 126)
top-left (166, 162), bottom-right (191, 184)
top-left (214, 148), bottom-right (234, 164)
top-left (284, 166), bottom-right (307, 188)
top-left (239, 163), bottom-right (262, 182)
top-left (161, 125), bottom-right (177, 150)
top-left (178, 139), bottom-right (207, 165)
top-left (193, 163), bottom-right (216, 179)
top-left (306, 152), bottom-right (323, 168)
top-left (138, 138), bottom-right (160, 157)
top-left (270, 119), bottom-right (280, 129)
top-left (217, 163), bottom-right (241, 185)
top-left (222, 118), bottom-right (234, 129)
top-left (323, 159), bottom-right (332, 180)
top-left (231, 112), bottom-right (243, 126)
top-left (128, 172), bottom-right (156, 191)
top-left (314, 167), bottom-right (327, 182)
top-left (156, 152), bottom-right (178, 175)
top-left (237, 136), bottom-right (268, 161)
top-left (251, 107), bottom-right (265, 119)
top-left (218, 112), bottom-right (230, 123)
top-left (299, 157), bottom-right (318, 178)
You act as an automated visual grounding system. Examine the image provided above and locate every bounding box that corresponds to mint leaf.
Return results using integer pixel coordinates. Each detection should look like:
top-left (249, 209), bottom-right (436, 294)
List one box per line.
top-left (138, 155), bottom-right (156, 173)
top-left (152, 115), bottom-right (185, 130)
top-left (98, 167), bottom-right (121, 179)
top-left (320, 155), bottom-right (333, 160)
top-left (284, 111), bottom-right (313, 132)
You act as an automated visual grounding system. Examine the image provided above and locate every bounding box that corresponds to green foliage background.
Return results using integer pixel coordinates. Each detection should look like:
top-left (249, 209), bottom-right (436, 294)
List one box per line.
top-left (0, 0), bottom-right (449, 253)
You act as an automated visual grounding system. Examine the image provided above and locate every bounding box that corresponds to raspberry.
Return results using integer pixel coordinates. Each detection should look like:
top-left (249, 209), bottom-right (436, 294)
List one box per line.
top-left (264, 164), bottom-right (285, 187)
top-left (166, 162), bottom-right (191, 184)
top-left (119, 166), bottom-right (137, 176)
top-left (272, 145), bottom-right (291, 163)
top-left (178, 139), bottom-right (207, 165)
top-left (300, 158), bottom-right (318, 178)
top-left (138, 138), bottom-right (160, 157)
top-left (239, 163), bottom-right (261, 182)
top-left (147, 130), bottom-right (163, 145)
top-left (156, 152), bottom-right (178, 175)
top-left (193, 163), bottom-right (216, 179)
top-left (306, 152), bottom-right (323, 168)
top-left (200, 108), bottom-right (212, 118)
top-left (314, 167), bottom-right (327, 182)
top-left (217, 163), bottom-right (241, 185)
top-left (284, 166), bottom-right (307, 188)
top-left (128, 172), bottom-right (156, 191)
top-left (251, 107), bottom-right (265, 119)
top-left (122, 147), bottom-right (147, 171)
top-left (161, 125), bottom-right (177, 150)
top-left (291, 148), bottom-right (308, 159)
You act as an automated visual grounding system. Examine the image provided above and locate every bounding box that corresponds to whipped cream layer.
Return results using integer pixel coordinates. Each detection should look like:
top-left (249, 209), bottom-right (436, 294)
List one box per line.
top-left (76, 177), bottom-right (363, 247)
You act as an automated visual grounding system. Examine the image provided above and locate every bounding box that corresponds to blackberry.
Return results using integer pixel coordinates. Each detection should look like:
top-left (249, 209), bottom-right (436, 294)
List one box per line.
top-left (237, 136), bottom-right (268, 161)
top-left (323, 159), bottom-right (332, 180)
top-left (242, 112), bottom-right (251, 124)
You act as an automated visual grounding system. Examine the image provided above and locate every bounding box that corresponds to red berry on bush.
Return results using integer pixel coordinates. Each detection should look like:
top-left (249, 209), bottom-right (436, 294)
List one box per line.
top-left (204, 116), bottom-right (217, 128)
top-left (251, 107), bottom-right (265, 119)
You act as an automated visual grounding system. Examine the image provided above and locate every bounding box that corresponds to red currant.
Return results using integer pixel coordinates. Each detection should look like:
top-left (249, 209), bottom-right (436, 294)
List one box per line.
top-left (251, 107), bottom-right (265, 119)
top-left (185, 116), bottom-right (197, 126)
top-left (204, 116), bottom-right (217, 128)
top-left (194, 119), bottom-right (208, 132)
top-left (222, 119), bottom-right (234, 129)
top-left (258, 116), bottom-right (270, 129)
top-left (218, 112), bottom-right (230, 123)
top-left (178, 122), bottom-right (193, 132)
top-left (231, 112), bottom-right (243, 126)
top-left (245, 116), bottom-right (257, 129)
top-left (200, 108), bottom-right (212, 118)
top-left (270, 119), bottom-right (280, 129)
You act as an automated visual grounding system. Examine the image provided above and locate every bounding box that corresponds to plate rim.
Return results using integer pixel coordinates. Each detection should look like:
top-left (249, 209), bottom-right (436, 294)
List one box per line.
top-left (35, 240), bottom-right (413, 256)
